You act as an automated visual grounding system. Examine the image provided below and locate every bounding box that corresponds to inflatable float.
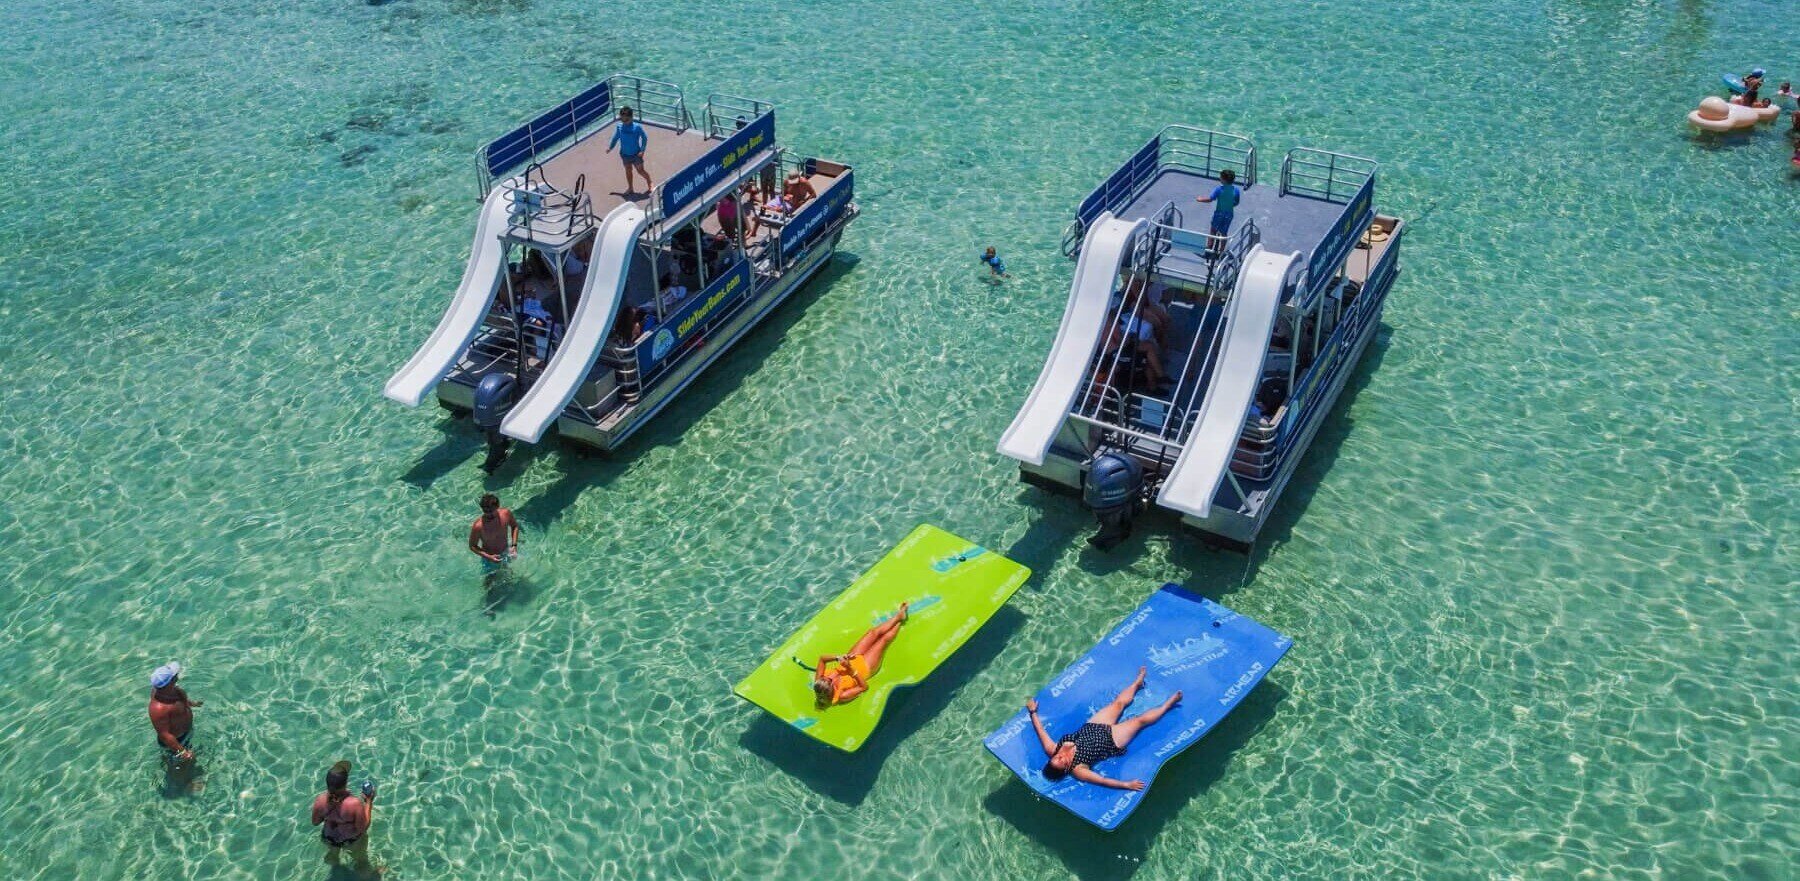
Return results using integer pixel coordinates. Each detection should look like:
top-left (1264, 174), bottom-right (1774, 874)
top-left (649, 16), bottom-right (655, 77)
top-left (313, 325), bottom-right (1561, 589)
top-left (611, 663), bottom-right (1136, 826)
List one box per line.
top-left (1688, 96), bottom-right (1762, 132)
top-left (733, 524), bottom-right (1029, 752)
top-left (1722, 74), bottom-right (1747, 95)
top-left (984, 585), bottom-right (1290, 830)
top-left (1729, 95), bottom-right (1782, 121)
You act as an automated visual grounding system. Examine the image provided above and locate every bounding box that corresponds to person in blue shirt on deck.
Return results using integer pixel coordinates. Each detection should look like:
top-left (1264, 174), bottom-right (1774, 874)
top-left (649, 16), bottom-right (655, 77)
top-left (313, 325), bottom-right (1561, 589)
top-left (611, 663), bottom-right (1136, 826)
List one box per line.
top-left (606, 106), bottom-right (653, 196)
top-left (1195, 168), bottom-right (1241, 255)
top-left (980, 246), bottom-right (1008, 281)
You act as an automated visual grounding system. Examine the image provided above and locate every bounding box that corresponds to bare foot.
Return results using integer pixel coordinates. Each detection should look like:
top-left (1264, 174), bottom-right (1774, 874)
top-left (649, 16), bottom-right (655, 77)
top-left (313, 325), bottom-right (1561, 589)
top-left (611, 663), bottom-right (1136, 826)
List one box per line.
top-left (1134, 666), bottom-right (1147, 685)
top-left (1165, 691), bottom-right (1183, 708)
top-left (897, 601), bottom-right (909, 623)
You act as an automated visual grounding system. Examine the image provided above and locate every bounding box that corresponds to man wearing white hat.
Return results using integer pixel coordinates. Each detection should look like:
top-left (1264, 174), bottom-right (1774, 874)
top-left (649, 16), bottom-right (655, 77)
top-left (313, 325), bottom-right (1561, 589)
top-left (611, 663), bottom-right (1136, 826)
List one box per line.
top-left (148, 662), bottom-right (202, 761)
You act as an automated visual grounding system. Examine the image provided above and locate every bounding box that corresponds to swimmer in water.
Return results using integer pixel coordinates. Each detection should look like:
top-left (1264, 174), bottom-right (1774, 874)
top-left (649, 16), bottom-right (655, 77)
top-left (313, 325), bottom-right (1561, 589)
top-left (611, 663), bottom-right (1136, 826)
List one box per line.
top-left (469, 493), bottom-right (520, 578)
top-left (811, 602), bottom-right (908, 707)
top-left (981, 247), bottom-right (1008, 279)
top-left (310, 760), bottom-right (380, 874)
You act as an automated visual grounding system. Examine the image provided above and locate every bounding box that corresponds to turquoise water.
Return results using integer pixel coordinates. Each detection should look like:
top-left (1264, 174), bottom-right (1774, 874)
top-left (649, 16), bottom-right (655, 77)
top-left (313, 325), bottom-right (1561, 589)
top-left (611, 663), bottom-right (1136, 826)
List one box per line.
top-left (2, 0), bottom-right (1795, 877)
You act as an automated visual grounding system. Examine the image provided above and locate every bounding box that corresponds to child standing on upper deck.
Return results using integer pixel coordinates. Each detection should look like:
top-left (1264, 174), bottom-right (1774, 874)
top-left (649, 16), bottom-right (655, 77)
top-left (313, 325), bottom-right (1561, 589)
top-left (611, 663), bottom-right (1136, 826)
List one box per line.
top-left (1195, 169), bottom-right (1241, 255)
top-left (607, 106), bottom-right (653, 196)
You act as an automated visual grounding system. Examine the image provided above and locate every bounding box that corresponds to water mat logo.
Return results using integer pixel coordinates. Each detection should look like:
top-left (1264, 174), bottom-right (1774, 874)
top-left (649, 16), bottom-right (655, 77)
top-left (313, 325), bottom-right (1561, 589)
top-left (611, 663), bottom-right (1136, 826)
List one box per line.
top-left (1107, 605), bottom-right (1156, 646)
top-left (872, 595), bottom-right (941, 625)
top-left (931, 546), bottom-right (986, 573)
top-left (791, 717), bottom-right (818, 731)
top-left (931, 616), bottom-right (980, 662)
top-left (990, 714), bottom-right (1031, 747)
top-left (1216, 661), bottom-right (1265, 706)
top-left (650, 327), bottom-right (675, 361)
top-left (1153, 716), bottom-right (1212, 758)
top-left (1098, 792), bottom-right (1138, 827)
top-left (1147, 634), bottom-right (1227, 670)
top-left (1049, 657), bottom-right (1096, 698)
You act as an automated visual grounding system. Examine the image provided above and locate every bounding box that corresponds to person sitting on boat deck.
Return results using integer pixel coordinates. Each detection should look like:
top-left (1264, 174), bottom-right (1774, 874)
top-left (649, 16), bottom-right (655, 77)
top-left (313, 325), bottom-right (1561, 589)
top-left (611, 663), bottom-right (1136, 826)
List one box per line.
top-left (1195, 168), bottom-right (1243, 255)
top-left (811, 602), bottom-right (909, 707)
top-left (1119, 312), bottom-right (1168, 388)
top-left (558, 247), bottom-right (586, 283)
top-left (782, 172), bottom-right (817, 213)
top-left (606, 106), bottom-right (653, 196)
top-left (610, 303), bottom-right (645, 346)
top-left (1026, 666), bottom-right (1181, 791)
top-left (1121, 274), bottom-right (1170, 346)
top-left (981, 247), bottom-right (1009, 279)
top-left (657, 272), bottom-right (690, 312)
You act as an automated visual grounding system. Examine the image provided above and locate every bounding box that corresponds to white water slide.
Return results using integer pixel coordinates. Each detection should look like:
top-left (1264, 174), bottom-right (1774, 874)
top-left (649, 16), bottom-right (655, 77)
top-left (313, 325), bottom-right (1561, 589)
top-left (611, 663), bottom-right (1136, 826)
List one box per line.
top-left (997, 212), bottom-right (1148, 465)
top-left (1156, 245), bottom-right (1297, 518)
top-left (383, 188), bottom-right (513, 407)
top-left (500, 202), bottom-right (648, 443)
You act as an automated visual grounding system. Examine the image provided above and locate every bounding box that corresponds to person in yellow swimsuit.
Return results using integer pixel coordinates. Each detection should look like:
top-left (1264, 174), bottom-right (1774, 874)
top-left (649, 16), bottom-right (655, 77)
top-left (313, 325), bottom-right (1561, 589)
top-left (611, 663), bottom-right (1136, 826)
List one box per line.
top-left (812, 602), bottom-right (908, 707)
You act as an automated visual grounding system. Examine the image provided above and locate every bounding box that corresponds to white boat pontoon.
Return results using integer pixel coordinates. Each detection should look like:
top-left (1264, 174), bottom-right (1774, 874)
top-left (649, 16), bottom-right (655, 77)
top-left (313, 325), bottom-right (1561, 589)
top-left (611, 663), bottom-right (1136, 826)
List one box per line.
top-left (999, 126), bottom-right (1403, 550)
top-left (384, 74), bottom-right (857, 454)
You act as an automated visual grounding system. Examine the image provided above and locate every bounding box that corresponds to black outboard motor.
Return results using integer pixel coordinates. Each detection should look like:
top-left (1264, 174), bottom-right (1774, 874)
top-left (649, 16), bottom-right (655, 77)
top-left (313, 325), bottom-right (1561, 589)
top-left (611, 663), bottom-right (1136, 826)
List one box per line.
top-left (473, 372), bottom-right (518, 475)
top-left (1083, 452), bottom-right (1144, 551)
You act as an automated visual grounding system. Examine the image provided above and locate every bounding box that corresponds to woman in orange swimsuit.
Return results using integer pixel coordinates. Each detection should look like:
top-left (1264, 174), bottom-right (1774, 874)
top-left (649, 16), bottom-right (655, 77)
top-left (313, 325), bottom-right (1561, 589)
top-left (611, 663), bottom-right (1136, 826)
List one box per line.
top-left (812, 602), bottom-right (908, 707)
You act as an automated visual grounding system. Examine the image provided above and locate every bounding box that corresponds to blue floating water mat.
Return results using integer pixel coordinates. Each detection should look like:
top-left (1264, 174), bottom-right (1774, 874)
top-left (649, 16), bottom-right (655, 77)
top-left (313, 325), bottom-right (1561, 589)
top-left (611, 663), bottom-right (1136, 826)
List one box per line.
top-left (984, 584), bottom-right (1291, 830)
top-left (1722, 74), bottom-right (1747, 94)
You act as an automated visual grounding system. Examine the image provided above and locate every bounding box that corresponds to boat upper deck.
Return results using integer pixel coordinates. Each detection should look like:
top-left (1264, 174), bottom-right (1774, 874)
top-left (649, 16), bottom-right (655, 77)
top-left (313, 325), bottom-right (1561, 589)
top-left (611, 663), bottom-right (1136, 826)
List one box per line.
top-left (536, 120), bottom-right (719, 222)
top-left (477, 75), bottom-right (781, 248)
top-left (1116, 169), bottom-right (1345, 281)
top-left (1072, 126), bottom-right (1377, 298)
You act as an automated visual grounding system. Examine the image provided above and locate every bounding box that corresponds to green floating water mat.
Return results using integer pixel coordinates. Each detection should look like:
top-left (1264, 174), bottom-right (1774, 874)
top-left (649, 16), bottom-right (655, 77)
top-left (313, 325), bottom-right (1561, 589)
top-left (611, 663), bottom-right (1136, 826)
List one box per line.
top-left (733, 524), bottom-right (1030, 752)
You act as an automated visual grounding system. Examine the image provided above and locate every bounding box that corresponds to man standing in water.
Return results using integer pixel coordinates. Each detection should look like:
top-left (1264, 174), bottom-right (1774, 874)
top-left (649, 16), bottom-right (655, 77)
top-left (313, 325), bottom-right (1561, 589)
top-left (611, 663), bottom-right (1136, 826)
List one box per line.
top-left (310, 760), bottom-right (379, 874)
top-left (149, 661), bottom-right (204, 794)
top-left (148, 662), bottom-right (200, 760)
top-left (468, 493), bottom-right (520, 574)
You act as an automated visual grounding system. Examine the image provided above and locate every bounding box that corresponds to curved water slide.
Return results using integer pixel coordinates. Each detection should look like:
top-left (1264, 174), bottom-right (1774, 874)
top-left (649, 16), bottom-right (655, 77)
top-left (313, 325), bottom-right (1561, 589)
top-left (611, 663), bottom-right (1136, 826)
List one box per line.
top-left (383, 188), bottom-right (513, 407)
top-left (500, 202), bottom-right (648, 443)
top-left (997, 212), bottom-right (1148, 465)
top-left (1156, 245), bottom-right (1297, 518)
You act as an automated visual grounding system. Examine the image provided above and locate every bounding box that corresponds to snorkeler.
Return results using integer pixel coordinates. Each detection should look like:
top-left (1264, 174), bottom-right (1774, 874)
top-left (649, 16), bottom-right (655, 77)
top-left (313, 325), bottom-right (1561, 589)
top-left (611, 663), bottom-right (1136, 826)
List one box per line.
top-left (811, 602), bottom-right (908, 707)
top-left (1025, 666), bottom-right (1181, 791)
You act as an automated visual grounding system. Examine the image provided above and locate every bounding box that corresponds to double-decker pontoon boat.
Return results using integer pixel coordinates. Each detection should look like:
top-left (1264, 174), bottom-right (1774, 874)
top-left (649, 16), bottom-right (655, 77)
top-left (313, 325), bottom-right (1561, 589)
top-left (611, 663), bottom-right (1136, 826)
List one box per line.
top-left (384, 74), bottom-right (857, 452)
top-left (998, 126), bottom-right (1403, 550)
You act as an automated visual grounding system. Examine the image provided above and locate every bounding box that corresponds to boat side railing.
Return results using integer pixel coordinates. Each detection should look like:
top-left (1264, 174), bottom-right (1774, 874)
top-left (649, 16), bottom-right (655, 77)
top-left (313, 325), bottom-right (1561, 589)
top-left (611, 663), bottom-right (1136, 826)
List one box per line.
top-left (612, 74), bottom-right (694, 132)
top-left (475, 74), bottom-right (691, 199)
top-left (1160, 219), bottom-right (1261, 443)
top-left (1157, 125), bottom-right (1257, 187)
top-left (1074, 225), bottom-right (1157, 423)
top-left (1064, 126), bottom-right (1257, 258)
top-left (1282, 148), bottom-right (1378, 298)
top-left (1241, 221), bottom-right (1401, 480)
top-left (500, 165), bottom-right (595, 242)
top-left (1279, 148), bottom-right (1374, 203)
top-left (703, 93), bottom-right (775, 139)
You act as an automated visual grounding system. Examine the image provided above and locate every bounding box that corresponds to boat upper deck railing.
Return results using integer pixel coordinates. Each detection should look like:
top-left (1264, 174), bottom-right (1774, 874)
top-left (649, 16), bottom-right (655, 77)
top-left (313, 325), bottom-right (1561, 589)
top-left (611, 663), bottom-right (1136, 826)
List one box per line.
top-left (1066, 126), bottom-right (1257, 257)
top-left (498, 163), bottom-right (599, 244)
top-left (1279, 147), bottom-right (1378, 299)
top-left (703, 93), bottom-right (775, 139)
top-left (475, 74), bottom-right (693, 198)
